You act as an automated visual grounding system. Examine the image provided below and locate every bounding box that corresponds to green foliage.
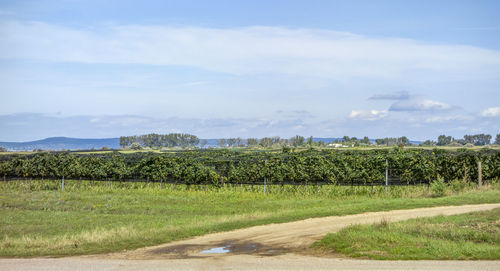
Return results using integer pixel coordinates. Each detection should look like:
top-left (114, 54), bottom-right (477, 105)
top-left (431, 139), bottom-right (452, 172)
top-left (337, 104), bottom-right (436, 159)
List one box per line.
top-left (120, 133), bottom-right (200, 148)
top-left (0, 148), bottom-right (499, 186)
top-left (464, 134), bottom-right (492, 146)
top-left (259, 137), bottom-right (273, 147)
top-left (129, 142), bottom-right (142, 150)
top-left (290, 135), bottom-right (305, 147)
top-left (247, 138), bottom-right (258, 147)
top-left (450, 179), bottom-right (468, 192)
top-left (437, 135), bottom-right (453, 146)
top-left (431, 176), bottom-right (447, 197)
top-left (375, 136), bottom-right (410, 146)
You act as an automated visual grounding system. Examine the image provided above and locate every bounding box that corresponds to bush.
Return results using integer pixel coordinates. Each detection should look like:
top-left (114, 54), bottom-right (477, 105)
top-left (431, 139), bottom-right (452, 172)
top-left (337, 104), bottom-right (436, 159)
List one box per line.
top-left (129, 142), bottom-right (143, 150)
top-left (450, 179), bottom-right (467, 192)
top-left (431, 176), bottom-right (447, 197)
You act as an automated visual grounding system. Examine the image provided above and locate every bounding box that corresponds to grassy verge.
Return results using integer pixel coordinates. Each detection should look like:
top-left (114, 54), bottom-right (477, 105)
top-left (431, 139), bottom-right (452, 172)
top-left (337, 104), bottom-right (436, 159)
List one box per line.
top-left (1, 180), bottom-right (499, 257)
top-left (313, 208), bottom-right (500, 260)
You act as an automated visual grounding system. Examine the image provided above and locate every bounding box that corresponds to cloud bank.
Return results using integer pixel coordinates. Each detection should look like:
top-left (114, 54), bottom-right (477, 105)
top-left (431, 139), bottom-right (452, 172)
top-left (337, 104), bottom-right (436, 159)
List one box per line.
top-left (1, 22), bottom-right (499, 140)
top-left (1, 21), bottom-right (500, 80)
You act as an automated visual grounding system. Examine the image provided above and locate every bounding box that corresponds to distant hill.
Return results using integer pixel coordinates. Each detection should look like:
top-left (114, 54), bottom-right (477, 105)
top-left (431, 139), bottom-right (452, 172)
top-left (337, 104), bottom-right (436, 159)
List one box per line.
top-left (0, 137), bottom-right (120, 151)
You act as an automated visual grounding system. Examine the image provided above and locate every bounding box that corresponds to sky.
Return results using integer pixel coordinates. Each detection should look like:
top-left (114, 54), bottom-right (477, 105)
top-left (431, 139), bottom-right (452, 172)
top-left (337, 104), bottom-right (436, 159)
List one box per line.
top-left (0, 0), bottom-right (499, 141)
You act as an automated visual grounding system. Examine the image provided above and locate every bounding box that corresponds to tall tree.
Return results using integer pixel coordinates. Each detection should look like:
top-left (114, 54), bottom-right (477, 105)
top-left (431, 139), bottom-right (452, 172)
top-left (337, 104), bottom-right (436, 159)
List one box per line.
top-left (437, 135), bottom-right (453, 146)
top-left (218, 138), bottom-right (227, 148)
top-left (260, 137), bottom-right (273, 148)
top-left (361, 136), bottom-right (370, 144)
top-left (307, 136), bottom-right (314, 146)
top-left (463, 134), bottom-right (492, 146)
top-left (227, 138), bottom-right (237, 147)
top-left (290, 135), bottom-right (305, 147)
top-left (247, 138), bottom-right (258, 147)
top-left (400, 136), bottom-right (410, 145)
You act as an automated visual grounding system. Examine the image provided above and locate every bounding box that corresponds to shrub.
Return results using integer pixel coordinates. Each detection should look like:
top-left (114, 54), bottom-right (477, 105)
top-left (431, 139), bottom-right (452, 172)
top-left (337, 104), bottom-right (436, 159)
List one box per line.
top-left (450, 179), bottom-right (467, 192)
top-left (431, 176), bottom-right (447, 197)
top-left (130, 143), bottom-right (143, 150)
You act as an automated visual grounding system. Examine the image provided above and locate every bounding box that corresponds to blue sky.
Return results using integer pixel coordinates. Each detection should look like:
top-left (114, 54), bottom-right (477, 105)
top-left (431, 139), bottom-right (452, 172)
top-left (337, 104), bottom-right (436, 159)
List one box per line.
top-left (0, 0), bottom-right (499, 141)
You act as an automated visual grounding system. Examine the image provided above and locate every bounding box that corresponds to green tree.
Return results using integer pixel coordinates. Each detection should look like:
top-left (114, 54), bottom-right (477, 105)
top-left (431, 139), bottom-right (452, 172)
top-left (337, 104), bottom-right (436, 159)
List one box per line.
top-left (247, 138), bottom-right (258, 147)
top-left (130, 142), bottom-right (143, 150)
top-left (307, 136), bottom-right (314, 147)
top-left (463, 134), bottom-right (492, 146)
top-left (361, 136), bottom-right (370, 145)
top-left (218, 138), bottom-right (227, 148)
top-left (437, 135), bottom-right (453, 146)
top-left (260, 137), bottom-right (273, 148)
top-left (0, 160), bottom-right (12, 181)
top-left (420, 140), bottom-right (436, 146)
top-left (400, 136), bottom-right (410, 146)
top-left (290, 135), bottom-right (305, 147)
top-left (227, 138), bottom-right (237, 147)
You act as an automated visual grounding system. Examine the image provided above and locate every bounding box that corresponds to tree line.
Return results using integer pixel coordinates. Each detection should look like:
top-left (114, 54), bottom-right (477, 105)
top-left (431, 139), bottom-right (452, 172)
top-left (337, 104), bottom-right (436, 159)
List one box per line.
top-left (120, 133), bottom-right (200, 148)
top-left (421, 133), bottom-right (500, 147)
top-left (215, 134), bottom-right (500, 148)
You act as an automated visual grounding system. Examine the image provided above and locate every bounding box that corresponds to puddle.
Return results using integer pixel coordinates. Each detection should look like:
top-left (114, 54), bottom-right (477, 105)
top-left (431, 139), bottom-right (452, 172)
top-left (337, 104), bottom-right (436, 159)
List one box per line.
top-left (267, 249), bottom-right (277, 253)
top-left (200, 246), bottom-right (231, 254)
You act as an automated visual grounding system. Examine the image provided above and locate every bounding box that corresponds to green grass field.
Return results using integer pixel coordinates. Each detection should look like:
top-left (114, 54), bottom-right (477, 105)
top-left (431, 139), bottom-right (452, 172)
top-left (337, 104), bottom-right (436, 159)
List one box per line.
top-left (313, 208), bottom-right (500, 260)
top-left (1, 180), bottom-right (499, 257)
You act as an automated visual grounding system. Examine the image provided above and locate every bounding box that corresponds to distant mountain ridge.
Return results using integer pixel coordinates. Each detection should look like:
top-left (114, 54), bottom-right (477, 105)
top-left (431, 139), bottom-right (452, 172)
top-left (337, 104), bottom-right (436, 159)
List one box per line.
top-left (0, 137), bottom-right (120, 151)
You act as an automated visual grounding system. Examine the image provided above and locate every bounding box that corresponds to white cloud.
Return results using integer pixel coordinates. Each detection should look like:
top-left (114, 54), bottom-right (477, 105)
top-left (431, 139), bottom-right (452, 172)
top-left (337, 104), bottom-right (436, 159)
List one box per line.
top-left (389, 99), bottom-right (453, 111)
top-left (481, 106), bottom-right (500, 117)
top-left (424, 115), bottom-right (473, 123)
top-left (349, 110), bottom-right (388, 121)
top-left (369, 91), bottom-right (410, 100)
top-left (1, 21), bottom-right (500, 80)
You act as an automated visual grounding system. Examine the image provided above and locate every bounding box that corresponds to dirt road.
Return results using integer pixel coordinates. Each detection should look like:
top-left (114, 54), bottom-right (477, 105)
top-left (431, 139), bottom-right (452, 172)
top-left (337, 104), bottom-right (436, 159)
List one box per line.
top-left (108, 203), bottom-right (500, 260)
top-left (2, 256), bottom-right (500, 271)
top-left (2, 203), bottom-right (500, 270)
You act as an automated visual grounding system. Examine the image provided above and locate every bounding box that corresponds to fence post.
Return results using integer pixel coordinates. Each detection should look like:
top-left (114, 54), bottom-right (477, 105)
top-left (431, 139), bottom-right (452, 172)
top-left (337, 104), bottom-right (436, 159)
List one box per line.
top-left (477, 161), bottom-right (482, 188)
top-left (264, 177), bottom-right (267, 194)
top-left (385, 159), bottom-right (388, 194)
top-left (264, 160), bottom-right (267, 194)
top-left (61, 175), bottom-right (64, 191)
